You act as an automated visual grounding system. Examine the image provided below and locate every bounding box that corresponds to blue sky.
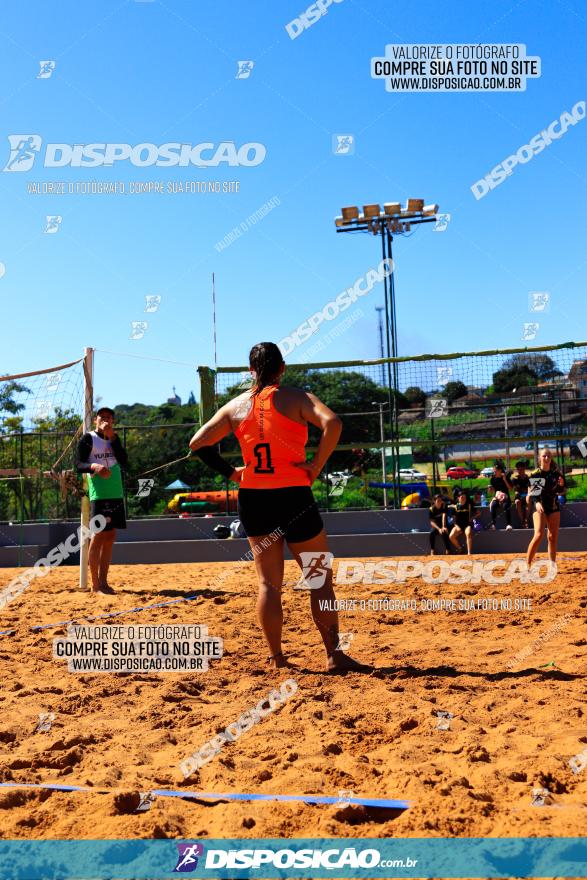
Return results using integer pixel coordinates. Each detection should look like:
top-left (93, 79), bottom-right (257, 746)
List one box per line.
top-left (0, 0), bottom-right (585, 407)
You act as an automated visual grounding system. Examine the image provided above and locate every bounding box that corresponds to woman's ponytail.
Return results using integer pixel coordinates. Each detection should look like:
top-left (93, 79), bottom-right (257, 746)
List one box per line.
top-left (249, 342), bottom-right (284, 395)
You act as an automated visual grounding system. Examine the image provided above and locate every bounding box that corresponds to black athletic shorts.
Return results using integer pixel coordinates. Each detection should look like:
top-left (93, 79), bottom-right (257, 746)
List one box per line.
top-left (541, 497), bottom-right (561, 516)
top-left (90, 498), bottom-right (127, 531)
top-left (238, 486), bottom-right (323, 543)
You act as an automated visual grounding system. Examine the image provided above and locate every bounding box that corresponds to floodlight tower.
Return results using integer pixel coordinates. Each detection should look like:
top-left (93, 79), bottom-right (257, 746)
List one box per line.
top-left (334, 200), bottom-right (439, 508)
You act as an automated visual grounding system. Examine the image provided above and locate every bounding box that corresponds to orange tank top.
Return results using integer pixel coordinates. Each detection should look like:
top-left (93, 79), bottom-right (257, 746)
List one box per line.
top-left (234, 385), bottom-right (310, 489)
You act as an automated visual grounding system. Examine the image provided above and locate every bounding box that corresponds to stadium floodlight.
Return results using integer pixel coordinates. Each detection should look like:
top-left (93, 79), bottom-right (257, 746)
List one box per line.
top-left (363, 204), bottom-right (381, 218)
top-left (334, 200), bottom-right (438, 232)
top-left (334, 196), bottom-right (440, 508)
top-left (341, 205), bottom-right (359, 223)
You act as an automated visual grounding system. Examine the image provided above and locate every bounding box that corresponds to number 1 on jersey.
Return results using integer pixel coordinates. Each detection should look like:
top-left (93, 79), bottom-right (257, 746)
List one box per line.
top-left (253, 442), bottom-right (275, 474)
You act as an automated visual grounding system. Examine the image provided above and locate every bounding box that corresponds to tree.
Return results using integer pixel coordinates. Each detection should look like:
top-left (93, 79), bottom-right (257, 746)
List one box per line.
top-left (187, 390), bottom-right (196, 406)
top-left (109, 400), bottom-right (207, 517)
top-left (492, 353), bottom-right (562, 393)
top-left (0, 379), bottom-right (30, 431)
top-left (505, 353), bottom-right (562, 381)
top-left (493, 365), bottom-right (537, 393)
top-left (405, 386), bottom-right (427, 405)
top-left (442, 381), bottom-right (468, 402)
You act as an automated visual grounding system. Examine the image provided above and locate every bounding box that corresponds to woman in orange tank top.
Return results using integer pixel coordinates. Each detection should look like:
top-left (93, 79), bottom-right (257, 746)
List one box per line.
top-left (189, 342), bottom-right (367, 672)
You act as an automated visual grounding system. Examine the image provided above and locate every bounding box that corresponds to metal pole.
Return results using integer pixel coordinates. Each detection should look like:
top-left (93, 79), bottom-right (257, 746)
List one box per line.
top-left (557, 392), bottom-right (564, 467)
top-left (18, 430), bottom-right (24, 567)
top-left (375, 306), bottom-right (385, 387)
top-left (380, 228), bottom-right (396, 507)
top-left (12, 434), bottom-right (17, 529)
top-left (79, 347), bottom-right (94, 590)
top-left (386, 228), bottom-right (401, 509)
top-left (62, 432), bottom-right (70, 520)
top-left (39, 432), bottom-right (43, 520)
top-left (532, 392), bottom-right (538, 466)
top-left (123, 426), bottom-right (128, 514)
top-left (379, 404), bottom-right (388, 509)
top-left (504, 405), bottom-right (510, 470)
top-left (54, 433), bottom-right (59, 517)
top-left (551, 392), bottom-right (557, 461)
top-left (430, 417), bottom-right (437, 494)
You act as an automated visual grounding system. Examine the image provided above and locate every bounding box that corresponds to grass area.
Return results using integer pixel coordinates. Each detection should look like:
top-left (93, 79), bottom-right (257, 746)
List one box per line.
top-left (566, 472), bottom-right (587, 502)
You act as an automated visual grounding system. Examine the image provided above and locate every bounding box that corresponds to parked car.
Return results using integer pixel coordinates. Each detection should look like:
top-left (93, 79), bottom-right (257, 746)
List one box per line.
top-left (445, 466), bottom-right (480, 480)
top-left (399, 468), bottom-right (428, 481)
top-left (479, 466), bottom-right (494, 478)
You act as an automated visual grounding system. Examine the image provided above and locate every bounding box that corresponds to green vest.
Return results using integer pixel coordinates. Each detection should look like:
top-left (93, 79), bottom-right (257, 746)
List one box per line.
top-left (85, 431), bottom-right (124, 501)
top-left (88, 462), bottom-right (124, 501)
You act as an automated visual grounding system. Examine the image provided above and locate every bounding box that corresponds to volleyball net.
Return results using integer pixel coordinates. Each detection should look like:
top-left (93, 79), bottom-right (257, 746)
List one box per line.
top-left (0, 355), bottom-right (88, 515)
top-left (214, 340), bottom-right (587, 444)
top-left (214, 340), bottom-right (587, 508)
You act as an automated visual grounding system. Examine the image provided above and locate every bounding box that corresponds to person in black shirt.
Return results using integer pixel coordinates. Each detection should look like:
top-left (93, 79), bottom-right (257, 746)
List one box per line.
top-left (449, 490), bottom-right (477, 555)
top-left (511, 459), bottom-right (531, 528)
top-left (429, 494), bottom-right (452, 555)
top-left (527, 448), bottom-right (566, 567)
top-left (488, 461), bottom-right (513, 530)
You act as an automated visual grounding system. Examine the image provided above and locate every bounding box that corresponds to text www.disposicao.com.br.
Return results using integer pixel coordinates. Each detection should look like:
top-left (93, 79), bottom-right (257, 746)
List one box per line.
top-left (69, 657), bottom-right (201, 672)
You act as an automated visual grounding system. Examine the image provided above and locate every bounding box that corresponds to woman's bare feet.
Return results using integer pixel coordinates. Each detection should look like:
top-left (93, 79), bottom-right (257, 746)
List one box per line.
top-left (91, 585), bottom-right (115, 595)
top-left (327, 651), bottom-right (372, 672)
top-left (268, 651), bottom-right (288, 669)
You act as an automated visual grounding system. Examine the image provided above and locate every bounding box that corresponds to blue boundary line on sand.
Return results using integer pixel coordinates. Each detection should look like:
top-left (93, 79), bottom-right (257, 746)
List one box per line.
top-left (0, 783), bottom-right (410, 810)
top-left (0, 593), bottom-right (201, 637)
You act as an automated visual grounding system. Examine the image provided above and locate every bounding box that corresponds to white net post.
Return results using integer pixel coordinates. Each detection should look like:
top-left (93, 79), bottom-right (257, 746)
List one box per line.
top-left (79, 347), bottom-right (94, 590)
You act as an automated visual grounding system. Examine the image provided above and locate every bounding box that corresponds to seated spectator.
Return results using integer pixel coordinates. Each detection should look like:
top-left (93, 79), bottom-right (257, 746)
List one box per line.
top-left (488, 461), bottom-right (513, 531)
top-left (429, 493), bottom-right (452, 555)
top-left (449, 489), bottom-right (478, 555)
